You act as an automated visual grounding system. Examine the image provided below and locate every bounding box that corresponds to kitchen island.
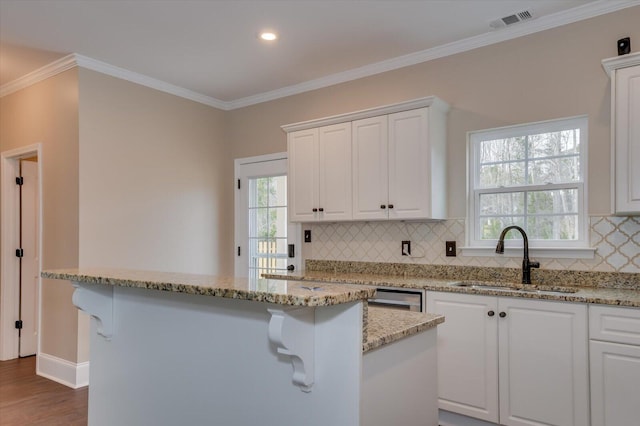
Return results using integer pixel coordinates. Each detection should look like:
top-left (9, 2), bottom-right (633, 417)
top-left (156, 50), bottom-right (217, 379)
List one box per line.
top-left (43, 268), bottom-right (444, 426)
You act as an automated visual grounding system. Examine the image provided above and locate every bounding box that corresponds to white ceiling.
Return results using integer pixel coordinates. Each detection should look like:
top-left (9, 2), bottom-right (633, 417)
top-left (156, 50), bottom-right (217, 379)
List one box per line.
top-left (0, 1), bottom-right (635, 108)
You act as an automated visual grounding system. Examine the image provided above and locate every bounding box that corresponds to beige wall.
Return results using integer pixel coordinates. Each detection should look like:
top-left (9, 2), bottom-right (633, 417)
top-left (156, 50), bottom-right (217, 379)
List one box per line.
top-left (78, 69), bottom-right (232, 275)
top-left (227, 7), bottom-right (640, 219)
top-left (1, 67), bottom-right (232, 365)
top-left (0, 69), bottom-right (82, 362)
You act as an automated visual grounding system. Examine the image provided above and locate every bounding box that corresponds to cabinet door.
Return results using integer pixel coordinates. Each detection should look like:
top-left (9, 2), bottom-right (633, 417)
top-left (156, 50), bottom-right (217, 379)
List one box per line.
top-left (498, 298), bottom-right (589, 426)
top-left (352, 116), bottom-right (389, 220)
top-left (614, 64), bottom-right (640, 214)
top-left (318, 123), bottom-right (352, 221)
top-left (388, 108), bottom-right (432, 220)
top-left (590, 340), bottom-right (640, 426)
top-left (288, 128), bottom-right (318, 222)
top-left (426, 292), bottom-right (499, 423)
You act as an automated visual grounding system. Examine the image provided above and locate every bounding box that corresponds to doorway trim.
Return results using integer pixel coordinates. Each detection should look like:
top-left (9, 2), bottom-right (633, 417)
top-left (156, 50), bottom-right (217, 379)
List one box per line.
top-left (234, 152), bottom-right (302, 277)
top-left (0, 143), bottom-right (43, 360)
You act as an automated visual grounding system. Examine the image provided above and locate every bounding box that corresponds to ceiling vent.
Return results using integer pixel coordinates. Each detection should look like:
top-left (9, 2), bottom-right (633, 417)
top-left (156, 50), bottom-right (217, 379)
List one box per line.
top-left (490, 10), bottom-right (534, 29)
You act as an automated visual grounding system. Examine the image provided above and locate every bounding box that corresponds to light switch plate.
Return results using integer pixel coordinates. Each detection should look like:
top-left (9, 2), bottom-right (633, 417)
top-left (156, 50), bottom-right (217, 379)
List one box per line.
top-left (402, 241), bottom-right (411, 256)
top-left (446, 241), bottom-right (456, 257)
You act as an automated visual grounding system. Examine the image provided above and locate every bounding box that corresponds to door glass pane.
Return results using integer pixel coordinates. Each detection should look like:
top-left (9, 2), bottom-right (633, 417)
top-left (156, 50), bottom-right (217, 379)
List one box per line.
top-left (248, 175), bottom-right (288, 279)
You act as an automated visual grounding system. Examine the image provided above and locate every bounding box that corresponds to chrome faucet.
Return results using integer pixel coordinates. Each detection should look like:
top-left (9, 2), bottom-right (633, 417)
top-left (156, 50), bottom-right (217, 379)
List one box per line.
top-left (495, 225), bottom-right (540, 284)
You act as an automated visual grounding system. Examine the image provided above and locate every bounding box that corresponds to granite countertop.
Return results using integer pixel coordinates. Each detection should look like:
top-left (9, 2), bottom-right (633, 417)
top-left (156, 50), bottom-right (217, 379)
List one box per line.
top-left (364, 307), bottom-right (444, 353)
top-left (42, 268), bottom-right (446, 353)
top-left (41, 268), bottom-right (376, 307)
top-left (264, 270), bottom-right (640, 308)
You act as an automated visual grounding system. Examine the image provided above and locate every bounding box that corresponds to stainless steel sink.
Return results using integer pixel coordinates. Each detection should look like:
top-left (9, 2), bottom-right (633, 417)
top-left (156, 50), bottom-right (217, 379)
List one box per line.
top-left (453, 282), bottom-right (520, 292)
top-left (516, 288), bottom-right (579, 296)
top-left (451, 282), bottom-right (578, 296)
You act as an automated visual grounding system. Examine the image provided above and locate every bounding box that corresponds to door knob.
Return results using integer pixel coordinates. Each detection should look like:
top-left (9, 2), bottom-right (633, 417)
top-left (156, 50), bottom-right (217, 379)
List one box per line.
top-left (499, 312), bottom-right (506, 318)
top-left (488, 310), bottom-right (495, 317)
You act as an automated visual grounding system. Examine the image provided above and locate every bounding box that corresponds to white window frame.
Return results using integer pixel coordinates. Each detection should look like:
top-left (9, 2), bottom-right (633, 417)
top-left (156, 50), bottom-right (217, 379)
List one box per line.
top-left (463, 116), bottom-right (595, 259)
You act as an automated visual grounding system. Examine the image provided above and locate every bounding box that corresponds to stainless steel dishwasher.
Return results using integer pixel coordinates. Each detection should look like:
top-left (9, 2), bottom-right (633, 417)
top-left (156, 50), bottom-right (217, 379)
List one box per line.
top-left (368, 286), bottom-right (425, 312)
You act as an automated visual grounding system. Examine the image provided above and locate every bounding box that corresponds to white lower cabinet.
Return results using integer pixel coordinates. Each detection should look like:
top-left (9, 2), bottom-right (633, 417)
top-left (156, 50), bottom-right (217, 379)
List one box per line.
top-left (589, 305), bottom-right (640, 426)
top-left (426, 292), bottom-right (498, 422)
top-left (427, 292), bottom-right (589, 426)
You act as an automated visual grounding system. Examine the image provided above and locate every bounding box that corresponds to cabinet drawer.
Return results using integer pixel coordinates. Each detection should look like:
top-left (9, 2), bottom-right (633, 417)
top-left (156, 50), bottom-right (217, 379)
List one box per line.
top-left (589, 305), bottom-right (640, 345)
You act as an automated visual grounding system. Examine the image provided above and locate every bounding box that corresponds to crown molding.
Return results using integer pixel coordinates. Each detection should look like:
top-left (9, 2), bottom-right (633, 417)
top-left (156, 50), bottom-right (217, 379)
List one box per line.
top-left (0, 53), bottom-right (229, 109)
top-left (0, 54), bottom-right (77, 98)
top-left (602, 51), bottom-right (640, 77)
top-left (72, 54), bottom-right (229, 109)
top-left (281, 96), bottom-right (449, 133)
top-left (2, 0), bottom-right (637, 109)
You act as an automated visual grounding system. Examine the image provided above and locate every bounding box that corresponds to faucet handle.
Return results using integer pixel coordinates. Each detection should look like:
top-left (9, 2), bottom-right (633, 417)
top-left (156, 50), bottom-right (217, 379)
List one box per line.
top-left (530, 261), bottom-right (540, 269)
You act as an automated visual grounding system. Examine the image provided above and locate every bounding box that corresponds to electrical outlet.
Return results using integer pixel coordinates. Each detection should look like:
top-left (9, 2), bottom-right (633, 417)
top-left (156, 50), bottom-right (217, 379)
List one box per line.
top-left (402, 240), bottom-right (411, 256)
top-left (446, 241), bottom-right (456, 257)
top-left (304, 230), bottom-right (312, 243)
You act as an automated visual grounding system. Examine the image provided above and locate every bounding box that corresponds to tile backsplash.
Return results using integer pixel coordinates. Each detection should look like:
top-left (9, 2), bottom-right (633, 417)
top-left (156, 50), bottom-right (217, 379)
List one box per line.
top-left (304, 216), bottom-right (640, 274)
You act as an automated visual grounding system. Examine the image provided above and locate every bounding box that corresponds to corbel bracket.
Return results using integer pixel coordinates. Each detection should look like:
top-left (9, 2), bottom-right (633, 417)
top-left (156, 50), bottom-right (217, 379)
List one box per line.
top-left (267, 307), bottom-right (315, 392)
top-left (71, 281), bottom-right (114, 340)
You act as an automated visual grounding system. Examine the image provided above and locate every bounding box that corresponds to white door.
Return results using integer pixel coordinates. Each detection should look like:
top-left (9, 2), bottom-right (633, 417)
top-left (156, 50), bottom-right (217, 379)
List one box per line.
top-left (498, 298), bottom-right (589, 426)
top-left (235, 154), bottom-right (300, 278)
top-left (426, 291), bottom-right (499, 423)
top-left (352, 116), bottom-right (388, 220)
top-left (19, 159), bottom-right (39, 357)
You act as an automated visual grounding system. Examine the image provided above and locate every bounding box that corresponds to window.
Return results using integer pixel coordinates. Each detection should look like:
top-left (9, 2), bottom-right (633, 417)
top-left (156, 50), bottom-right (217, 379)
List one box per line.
top-left (467, 116), bottom-right (589, 253)
top-left (248, 175), bottom-right (288, 279)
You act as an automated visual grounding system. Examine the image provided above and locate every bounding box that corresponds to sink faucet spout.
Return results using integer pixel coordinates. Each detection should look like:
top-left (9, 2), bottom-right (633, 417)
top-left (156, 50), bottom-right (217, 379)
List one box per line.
top-left (495, 225), bottom-right (540, 284)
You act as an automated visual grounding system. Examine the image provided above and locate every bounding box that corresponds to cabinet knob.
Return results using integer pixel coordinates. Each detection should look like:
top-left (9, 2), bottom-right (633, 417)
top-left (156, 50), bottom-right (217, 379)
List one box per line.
top-left (312, 208), bottom-right (318, 212)
top-left (388, 204), bottom-right (394, 209)
top-left (380, 204), bottom-right (387, 209)
top-left (499, 312), bottom-right (506, 318)
top-left (488, 310), bottom-right (495, 317)
top-left (318, 207), bottom-right (324, 212)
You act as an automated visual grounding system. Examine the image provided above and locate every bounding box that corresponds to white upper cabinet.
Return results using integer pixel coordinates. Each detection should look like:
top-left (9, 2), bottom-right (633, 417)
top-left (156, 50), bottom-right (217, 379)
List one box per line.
top-left (352, 116), bottom-right (389, 220)
top-left (288, 122), bottom-right (352, 222)
top-left (603, 52), bottom-right (640, 215)
top-left (284, 97), bottom-right (449, 223)
top-left (389, 108), bottom-right (445, 220)
top-left (352, 108), bottom-right (447, 220)
top-left (318, 123), bottom-right (352, 221)
top-left (352, 107), bottom-right (447, 221)
top-left (288, 128), bottom-right (318, 222)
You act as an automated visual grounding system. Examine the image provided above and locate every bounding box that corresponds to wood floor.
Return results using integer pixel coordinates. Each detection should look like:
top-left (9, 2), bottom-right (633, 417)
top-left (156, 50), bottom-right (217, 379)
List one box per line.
top-left (0, 356), bottom-right (88, 425)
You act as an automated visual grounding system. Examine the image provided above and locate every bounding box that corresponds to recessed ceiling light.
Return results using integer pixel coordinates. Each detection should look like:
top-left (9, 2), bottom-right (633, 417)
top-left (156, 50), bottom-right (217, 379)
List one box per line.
top-left (260, 32), bottom-right (278, 41)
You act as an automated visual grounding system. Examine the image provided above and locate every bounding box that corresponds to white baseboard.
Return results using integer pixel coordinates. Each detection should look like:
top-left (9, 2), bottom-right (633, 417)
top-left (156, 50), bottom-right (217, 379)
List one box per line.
top-left (37, 352), bottom-right (89, 389)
